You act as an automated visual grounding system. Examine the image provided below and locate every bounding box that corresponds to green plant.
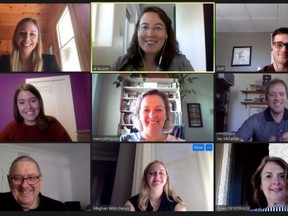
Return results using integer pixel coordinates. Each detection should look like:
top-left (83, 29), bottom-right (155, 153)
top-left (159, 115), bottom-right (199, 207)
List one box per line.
top-left (112, 73), bottom-right (148, 88)
top-left (168, 74), bottom-right (198, 99)
top-left (113, 73), bottom-right (197, 99)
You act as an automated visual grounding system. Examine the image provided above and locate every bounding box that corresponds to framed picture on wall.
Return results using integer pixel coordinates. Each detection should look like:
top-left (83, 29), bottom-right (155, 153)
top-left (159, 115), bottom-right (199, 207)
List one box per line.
top-left (187, 103), bottom-right (203, 127)
top-left (231, 46), bottom-right (252, 66)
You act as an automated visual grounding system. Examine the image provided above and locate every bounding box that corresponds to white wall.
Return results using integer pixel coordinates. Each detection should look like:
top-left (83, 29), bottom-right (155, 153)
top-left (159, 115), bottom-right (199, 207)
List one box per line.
top-left (0, 144), bottom-right (90, 209)
top-left (155, 144), bottom-right (213, 211)
top-left (93, 74), bottom-right (122, 136)
top-left (92, 4), bottom-right (126, 67)
top-left (182, 74), bottom-right (214, 141)
top-left (216, 32), bottom-right (271, 71)
top-left (68, 144), bottom-right (90, 209)
top-left (227, 74), bottom-right (288, 132)
top-left (176, 3), bottom-right (206, 71)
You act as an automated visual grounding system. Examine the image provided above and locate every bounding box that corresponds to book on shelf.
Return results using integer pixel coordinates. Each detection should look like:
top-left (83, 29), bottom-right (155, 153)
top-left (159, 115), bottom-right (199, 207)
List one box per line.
top-left (171, 111), bottom-right (182, 125)
top-left (121, 99), bottom-right (137, 112)
top-left (121, 113), bottom-right (134, 125)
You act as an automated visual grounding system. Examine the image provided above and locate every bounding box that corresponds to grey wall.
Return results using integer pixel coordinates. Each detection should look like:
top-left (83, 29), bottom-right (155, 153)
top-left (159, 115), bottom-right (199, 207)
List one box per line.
top-left (216, 32), bottom-right (271, 71)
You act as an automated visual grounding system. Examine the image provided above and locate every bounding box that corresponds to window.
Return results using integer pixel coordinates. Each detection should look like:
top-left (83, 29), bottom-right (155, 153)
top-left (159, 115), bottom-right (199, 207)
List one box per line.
top-left (57, 7), bottom-right (81, 71)
top-left (91, 3), bottom-right (114, 47)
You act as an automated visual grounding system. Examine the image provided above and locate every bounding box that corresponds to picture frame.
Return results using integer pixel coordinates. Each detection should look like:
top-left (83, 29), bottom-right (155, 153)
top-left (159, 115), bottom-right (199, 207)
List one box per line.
top-left (187, 103), bottom-right (203, 127)
top-left (231, 46), bottom-right (252, 66)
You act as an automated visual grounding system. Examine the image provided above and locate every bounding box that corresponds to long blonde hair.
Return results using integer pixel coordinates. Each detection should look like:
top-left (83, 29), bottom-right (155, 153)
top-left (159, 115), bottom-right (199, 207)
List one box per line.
top-left (138, 160), bottom-right (184, 211)
top-left (10, 17), bottom-right (43, 71)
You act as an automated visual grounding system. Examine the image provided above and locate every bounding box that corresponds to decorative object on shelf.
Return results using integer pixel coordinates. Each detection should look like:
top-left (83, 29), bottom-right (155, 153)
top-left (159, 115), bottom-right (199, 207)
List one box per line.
top-left (231, 46), bottom-right (252, 66)
top-left (187, 103), bottom-right (203, 127)
top-left (262, 75), bottom-right (271, 86)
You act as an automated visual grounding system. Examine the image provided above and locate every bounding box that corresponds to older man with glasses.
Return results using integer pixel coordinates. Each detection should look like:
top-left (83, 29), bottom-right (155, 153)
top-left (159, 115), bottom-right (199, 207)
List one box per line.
top-left (260, 27), bottom-right (288, 72)
top-left (0, 156), bottom-right (67, 211)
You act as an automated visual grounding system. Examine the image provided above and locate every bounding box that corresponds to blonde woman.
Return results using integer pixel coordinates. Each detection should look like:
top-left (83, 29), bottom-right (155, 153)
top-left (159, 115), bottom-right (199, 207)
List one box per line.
top-left (125, 160), bottom-right (186, 211)
top-left (0, 17), bottom-right (60, 71)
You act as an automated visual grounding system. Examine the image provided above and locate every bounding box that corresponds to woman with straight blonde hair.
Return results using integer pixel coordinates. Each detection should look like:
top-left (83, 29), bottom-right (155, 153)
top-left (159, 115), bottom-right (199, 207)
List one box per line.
top-left (124, 160), bottom-right (186, 211)
top-left (0, 17), bottom-right (60, 72)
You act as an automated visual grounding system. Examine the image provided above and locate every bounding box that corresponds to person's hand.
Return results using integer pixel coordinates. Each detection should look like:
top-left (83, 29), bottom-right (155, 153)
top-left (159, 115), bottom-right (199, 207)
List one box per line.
top-left (269, 135), bottom-right (277, 142)
top-left (280, 132), bottom-right (288, 142)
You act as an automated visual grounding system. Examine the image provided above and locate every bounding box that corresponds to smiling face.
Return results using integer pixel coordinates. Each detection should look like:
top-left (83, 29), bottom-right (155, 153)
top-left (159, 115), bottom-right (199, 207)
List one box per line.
top-left (260, 161), bottom-right (286, 207)
top-left (8, 161), bottom-right (42, 210)
top-left (267, 83), bottom-right (288, 115)
top-left (14, 21), bottom-right (39, 55)
top-left (146, 162), bottom-right (168, 189)
top-left (137, 12), bottom-right (167, 57)
top-left (17, 90), bottom-right (41, 125)
top-left (272, 34), bottom-right (288, 67)
top-left (139, 94), bottom-right (167, 135)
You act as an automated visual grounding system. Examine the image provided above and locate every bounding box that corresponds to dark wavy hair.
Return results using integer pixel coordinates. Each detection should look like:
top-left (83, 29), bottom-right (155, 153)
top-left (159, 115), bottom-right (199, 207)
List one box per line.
top-left (272, 27), bottom-right (288, 42)
top-left (13, 83), bottom-right (56, 132)
top-left (251, 156), bottom-right (288, 208)
top-left (125, 6), bottom-right (180, 70)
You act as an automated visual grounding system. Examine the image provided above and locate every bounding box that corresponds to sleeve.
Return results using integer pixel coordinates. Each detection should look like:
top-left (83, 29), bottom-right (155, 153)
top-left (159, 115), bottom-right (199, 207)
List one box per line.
top-left (235, 116), bottom-right (257, 141)
top-left (111, 55), bottom-right (130, 71)
top-left (0, 122), bottom-right (13, 141)
top-left (0, 55), bottom-right (11, 71)
top-left (52, 119), bottom-right (72, 142)
top-left (182, 55), bottom-right (194, 71)
top-left (43, 54), bottom-right (61, 72)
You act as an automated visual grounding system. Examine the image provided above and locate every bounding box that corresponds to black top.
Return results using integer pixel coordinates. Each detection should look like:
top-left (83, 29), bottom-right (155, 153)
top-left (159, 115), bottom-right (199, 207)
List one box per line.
top-left (0, 192), bottom-right (67, 211)
top-left (259, 64), bottom-right (275, 72)
top-left (128, 192), bottom-right (178, 211)
top-left (0, 54), bottom-right (61, 72)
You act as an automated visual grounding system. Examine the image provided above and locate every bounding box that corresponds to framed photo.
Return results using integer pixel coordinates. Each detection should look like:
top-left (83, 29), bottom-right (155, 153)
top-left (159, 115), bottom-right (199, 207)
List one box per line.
top-left (187, 103), bottom-right (203, 127)
top-left (231, 46), bottom-right (252, 66)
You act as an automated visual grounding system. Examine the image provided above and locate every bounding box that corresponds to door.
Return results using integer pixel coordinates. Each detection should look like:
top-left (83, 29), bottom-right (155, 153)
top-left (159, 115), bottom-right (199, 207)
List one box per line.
top-left (26, 75), bottom-right (77, 141)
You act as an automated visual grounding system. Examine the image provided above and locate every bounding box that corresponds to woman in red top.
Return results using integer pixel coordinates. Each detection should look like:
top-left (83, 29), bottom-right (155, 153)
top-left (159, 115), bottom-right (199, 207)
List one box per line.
top-left (0, 83), bottom-right (72, 142)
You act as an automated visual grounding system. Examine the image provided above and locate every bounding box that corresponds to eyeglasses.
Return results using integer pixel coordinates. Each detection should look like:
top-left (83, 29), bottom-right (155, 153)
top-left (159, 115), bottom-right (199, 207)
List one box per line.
top-left (273, 41), bottom-right (288, 49)
top-left (9, 175), bottom-right (41, 185)
top-left (138, 24), bottom-right (166, 33)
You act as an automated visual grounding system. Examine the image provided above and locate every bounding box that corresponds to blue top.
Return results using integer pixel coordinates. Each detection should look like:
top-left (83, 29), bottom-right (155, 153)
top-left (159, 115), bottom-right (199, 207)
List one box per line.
top-left (235, 107), bottom-right (288, 142)
top-left (120, 132), bottom-right (184, 142)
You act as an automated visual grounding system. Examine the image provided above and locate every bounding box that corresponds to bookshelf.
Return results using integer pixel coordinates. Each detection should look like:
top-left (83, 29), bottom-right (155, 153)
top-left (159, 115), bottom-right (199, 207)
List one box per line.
top-left (119, 77), bottom-right (184, 138)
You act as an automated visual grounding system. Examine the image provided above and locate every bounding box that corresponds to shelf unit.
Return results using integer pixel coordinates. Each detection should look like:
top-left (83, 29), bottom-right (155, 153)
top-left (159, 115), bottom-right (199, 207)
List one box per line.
top-left (240, 89), bottom-right (267, 108)
top-left (119, 77), bottom-right (184, 138)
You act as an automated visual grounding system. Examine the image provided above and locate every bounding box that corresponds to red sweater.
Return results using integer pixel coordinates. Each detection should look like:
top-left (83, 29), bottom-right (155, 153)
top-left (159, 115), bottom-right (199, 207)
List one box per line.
top-left (0, 120), bottom-right (72, 142)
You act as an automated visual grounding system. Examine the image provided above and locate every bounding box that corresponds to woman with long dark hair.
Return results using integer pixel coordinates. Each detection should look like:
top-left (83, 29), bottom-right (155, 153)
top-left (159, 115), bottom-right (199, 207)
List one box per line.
top-left (0, 84), bottom-right (71, 141)
top-left (112, 6), bottom-right (193, 71)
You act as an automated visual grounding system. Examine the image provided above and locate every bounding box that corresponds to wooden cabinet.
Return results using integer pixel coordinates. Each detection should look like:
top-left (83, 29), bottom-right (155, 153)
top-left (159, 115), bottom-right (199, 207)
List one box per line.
top-left (119, 77), bottom-right (184, 138)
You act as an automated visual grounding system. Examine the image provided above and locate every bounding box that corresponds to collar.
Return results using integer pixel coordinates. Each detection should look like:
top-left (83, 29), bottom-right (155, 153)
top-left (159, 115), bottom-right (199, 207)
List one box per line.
top-left (264, 107), bottom-right (288, 121)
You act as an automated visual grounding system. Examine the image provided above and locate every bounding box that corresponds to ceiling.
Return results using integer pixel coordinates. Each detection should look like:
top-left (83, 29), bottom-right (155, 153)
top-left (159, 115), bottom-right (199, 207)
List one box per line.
top-left (12, 143), bottom-right (87, 156)
top-left (216, 4), bottom-right (288, 33)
